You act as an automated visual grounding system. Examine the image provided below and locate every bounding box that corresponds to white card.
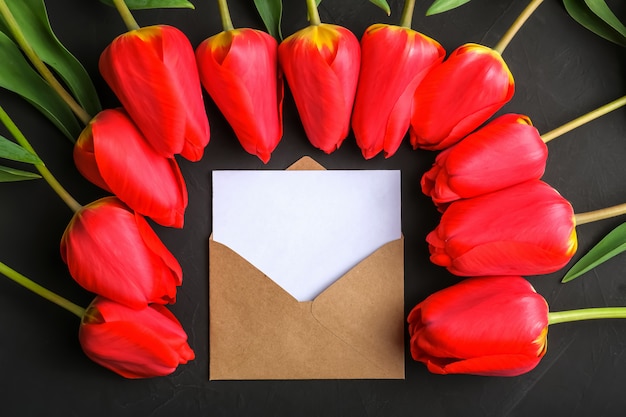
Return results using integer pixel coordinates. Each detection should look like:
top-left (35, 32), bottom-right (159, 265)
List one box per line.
top-left (212, 169), bottom-right (401, 301)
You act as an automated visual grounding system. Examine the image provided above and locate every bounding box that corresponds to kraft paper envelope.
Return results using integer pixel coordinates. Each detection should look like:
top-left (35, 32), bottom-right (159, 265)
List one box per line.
top-left (209, 156), bottom-right (404, 380)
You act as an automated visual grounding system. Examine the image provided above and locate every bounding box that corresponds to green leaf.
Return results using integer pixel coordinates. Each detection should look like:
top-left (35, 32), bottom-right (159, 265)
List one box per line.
top-left (99, 0), bottom-right (195, 9)
top-left (0, 135), bottom-right (41, 164)
top-left (426, 0), bottom-right (472, 16)
top-left (369, 0), bottom-right (391, 16)
top-left (0, 31), bottom-right (81, 139)
top-left (584, 0), bottom-right (626, 38)
top-left (254, 0), bottom-right (283, 40)
top-left (0, 0), bottom-right (102, 118)
top-left (562, 222), bottom-right (626, 283)
top-left (563, 0), bottom-right (626, 46)
top-left (0, 164), bottom-right (40, 182)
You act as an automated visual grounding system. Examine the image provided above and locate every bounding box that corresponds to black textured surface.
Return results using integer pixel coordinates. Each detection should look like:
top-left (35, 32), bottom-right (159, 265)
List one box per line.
top-left (2, 0), bottom-right (626, 416)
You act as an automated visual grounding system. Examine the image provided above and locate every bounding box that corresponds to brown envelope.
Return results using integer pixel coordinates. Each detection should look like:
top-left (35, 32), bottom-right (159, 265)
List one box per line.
top-left (209, 156), bottom-right (404, 380)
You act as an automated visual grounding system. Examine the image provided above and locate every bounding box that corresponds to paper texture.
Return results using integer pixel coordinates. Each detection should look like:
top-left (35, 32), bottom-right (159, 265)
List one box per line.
top-left (209, 156), bottom-right (405, 380)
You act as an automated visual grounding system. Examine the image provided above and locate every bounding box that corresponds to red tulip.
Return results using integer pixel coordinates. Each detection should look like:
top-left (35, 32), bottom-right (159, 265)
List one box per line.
top-left (278, 23), bottom-right (360, 153)
top-left (79, 296), bottom-right (194, 378)
top-left (422, 114), bottom-right (547, 209)
top-left (60, 197), bottom-right (182, 309)
top-left (410, 43), bottom-right (515, 150)
top-left (408, 276), bottom-right (548, 376)
top-left (99, 25), bottom-right (210, 161)
top-left (74, 109), bottom-right (188, 228)
top-left (427, 180), bottom-right (578, 276)
top-left (352, 24), bottom-right (445, 159)
top-left (196, 28), bottom-right (283, 163)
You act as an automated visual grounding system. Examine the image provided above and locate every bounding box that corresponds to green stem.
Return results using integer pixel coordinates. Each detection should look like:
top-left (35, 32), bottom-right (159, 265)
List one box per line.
top-left (112, 0), bottom-right (140, 31)
top-left (305, 0), bottom-right (321, 26)
top-left (541, 95), bottom-right (626, 143)
top-left (575, 202), bottom-right (626, 226)
top-left (217, 0), bottom-right (234, 31)
top-left (493, 0), bottom-right (544, 54)
top-left (548, 307), bottom-right (626, 325)
top-left (0, 261), bottom-right (85, 318)
top-left (399, 0), bottom-right (416, 29)
top-left (0, 0), bottom-right (91, 125)
top-left (0, 105), bottom-right (82, 213)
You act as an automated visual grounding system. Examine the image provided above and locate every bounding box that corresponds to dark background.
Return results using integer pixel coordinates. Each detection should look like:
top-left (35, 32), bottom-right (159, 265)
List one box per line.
top-left (1, 0), bottom-right (626, 415)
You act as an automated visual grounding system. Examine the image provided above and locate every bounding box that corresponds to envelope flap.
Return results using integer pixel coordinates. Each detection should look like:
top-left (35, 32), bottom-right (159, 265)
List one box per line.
top-left (287, 155), bottom-right (326, 171)
top-left (311, 238), bottom-right (405, 377)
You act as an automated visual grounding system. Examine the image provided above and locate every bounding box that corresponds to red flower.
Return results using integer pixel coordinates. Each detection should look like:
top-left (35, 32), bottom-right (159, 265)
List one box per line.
top-left (79, 296), bottom-right (195, 378)
top-left (427, 180), bottom-right (578, 276)
top-left (278, 23), bottom-right (360, 153)
top-left (422, 114), bottom-right (547, 209)
top-left (352, 24), bottom-right (445, 159)
top-left (410, 43), bottom-right (515, 150)
top-left (408, 276), bottom-right (549, 376)
top-left (99, 25), bottom-right (210, 161)
top-left (74, 109), bottom-right (188, 228)
top-left (60, 197), bottom-right (182, 309)
top-left (196, 28), bottom-right (283, 163)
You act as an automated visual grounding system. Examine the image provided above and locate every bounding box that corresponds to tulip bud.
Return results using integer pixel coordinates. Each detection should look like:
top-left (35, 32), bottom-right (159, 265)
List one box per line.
top-left (60, 197), bottom-right (182, 309)
top-left (352, 24), bottom-right (445, 159)
top-left (74, 109), bottom-right (188, 228)
top-left (79, 296), bottom-right (195, 378)
top-left (427, 180), bottom-right (578, 276)
top-left (99, 25), bottom-right (210, 161)
top-left (422, 114), bottom-right (547, 209)
top-left (278, 23), bottom-right (360, 153)
top-left (408, 276), bottom-right (549, 376)
top-left (410, 43), bottom-right (514, 150)
top-left (196, 28), bottom-right (283, 163)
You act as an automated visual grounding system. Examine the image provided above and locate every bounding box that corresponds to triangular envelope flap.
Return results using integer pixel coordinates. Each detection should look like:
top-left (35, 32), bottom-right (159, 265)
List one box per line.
top-left (287, 155), bottom-right (325, 171)
top-left (209, 238), bottom-right (400, 379)
top-left (311, 238), bottom-right (405, 377)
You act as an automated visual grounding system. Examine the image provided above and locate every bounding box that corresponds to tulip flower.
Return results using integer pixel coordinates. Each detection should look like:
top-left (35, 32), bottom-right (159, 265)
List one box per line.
top-left (79, 296), bottom-right (195, 379)
top-left (74, 109), bottom-right (188, 228)
top-left (352, 23), bottom-right (445, 159)
top-left (408, 276), bottom-right (549, 376)
top-left (422, 114), bottom-right (547, 209)
top-left (427, 179), bottom-right (577, 276)
top-left (196, 28), bottom-right (283, 163)
top-left (278, 2), bottom-right (360, 154)
top-left (99, 25), bottom-right (210, 161)
top-left (410, 43), bottom-right (514, 151)
top-left (60, 197), bottom-right (183, 309)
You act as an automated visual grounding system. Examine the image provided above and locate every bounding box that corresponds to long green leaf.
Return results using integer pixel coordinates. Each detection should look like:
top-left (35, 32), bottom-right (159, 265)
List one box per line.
top-left (584, 0), bottom-right (626, 39)
top-left (254, 0), bottom-right (282, 39)
top-left (0, 135), bottom-right (40, 164)
top-left (99, 0), bottom-right (195, 9)
top-left (369, 0), bottom-right (391, 16)
top-left (0, 164), bottom-right (40, 181)
top-left (562, 222), bottom-right (626, 283)
top-left (0, 0), bottom-right (102, 118)
top-left (563, 0), bottom-right (626, 46)
top-left (426, 0), bottom-right (472, 16)
top-left (0, 32), bottom-right (80, 139)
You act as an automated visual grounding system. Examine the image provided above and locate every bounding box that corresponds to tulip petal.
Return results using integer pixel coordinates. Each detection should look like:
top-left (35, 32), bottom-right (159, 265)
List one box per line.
top-left (408, 276), bottom-right (549, 377)
top-left (425, 353), bottom-right (543, 377)
top-left (426, 180), bottom-right (577, 276)
top-left (82, 109), bottom-right (188, 228)
top-left (79, 298), bottom-right (194, 379)
top-left (197, 29), bottom-right (283, 163)
top-left (411, 43), bottom-right (514, 150)
top-left (99, 25), bottom-right (209, 161)
top-left (60, 197), bottom-right (181, 309)
top-left (352, 24), bottom-right (445, 159)
top-left (279, 24), bottom-right (360, 153)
